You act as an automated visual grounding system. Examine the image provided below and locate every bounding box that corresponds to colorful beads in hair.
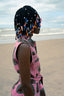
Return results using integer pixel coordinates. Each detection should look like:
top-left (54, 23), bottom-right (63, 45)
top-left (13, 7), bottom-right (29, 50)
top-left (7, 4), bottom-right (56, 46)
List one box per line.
top-left (16, 15), bottom-right (41, 38)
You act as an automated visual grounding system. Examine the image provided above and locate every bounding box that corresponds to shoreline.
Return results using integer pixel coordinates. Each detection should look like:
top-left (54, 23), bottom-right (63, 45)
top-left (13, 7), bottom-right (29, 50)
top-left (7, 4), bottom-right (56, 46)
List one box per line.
top-left (0, 37), bottom-right (64, 44)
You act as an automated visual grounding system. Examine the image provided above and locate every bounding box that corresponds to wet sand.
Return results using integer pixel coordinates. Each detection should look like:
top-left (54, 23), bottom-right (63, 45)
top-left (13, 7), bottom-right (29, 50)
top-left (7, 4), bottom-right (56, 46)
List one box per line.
top-left (0, 39), bottom-right (64, 96)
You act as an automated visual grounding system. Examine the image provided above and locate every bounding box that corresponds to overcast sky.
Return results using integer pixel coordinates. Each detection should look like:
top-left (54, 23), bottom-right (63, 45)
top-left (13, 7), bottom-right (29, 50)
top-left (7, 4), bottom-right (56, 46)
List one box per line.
top-left (0, 0), bottom-right (64, 29)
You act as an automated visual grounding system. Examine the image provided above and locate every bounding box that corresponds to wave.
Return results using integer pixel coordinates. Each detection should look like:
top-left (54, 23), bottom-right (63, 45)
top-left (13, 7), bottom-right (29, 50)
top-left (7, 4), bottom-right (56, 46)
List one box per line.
top-left (0, 32), bottom-right (64, 37)
top-left (38, 32), bottom-right (64, 35)
top-left (0, 29), bottom-right (14, 32)
top-left (0, 34), bottom-right (15, 37)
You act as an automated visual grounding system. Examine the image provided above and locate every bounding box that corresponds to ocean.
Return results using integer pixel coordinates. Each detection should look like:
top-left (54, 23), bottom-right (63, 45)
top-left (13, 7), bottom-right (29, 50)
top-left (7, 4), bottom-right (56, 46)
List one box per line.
top-left (0, 28), bottom-right (64, 44)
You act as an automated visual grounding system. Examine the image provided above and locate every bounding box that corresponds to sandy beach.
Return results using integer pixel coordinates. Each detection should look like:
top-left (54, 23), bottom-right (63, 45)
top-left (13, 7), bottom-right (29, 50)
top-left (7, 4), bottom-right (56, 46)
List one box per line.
top-left (0, 39), bottom-right (64, 96)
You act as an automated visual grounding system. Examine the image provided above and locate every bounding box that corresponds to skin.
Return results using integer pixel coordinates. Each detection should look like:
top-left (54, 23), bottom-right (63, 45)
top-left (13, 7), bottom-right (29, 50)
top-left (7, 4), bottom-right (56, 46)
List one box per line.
top-left (17, 28), bottom-right (46, 96)
top-left (18, 44), bottom-right (34, 96)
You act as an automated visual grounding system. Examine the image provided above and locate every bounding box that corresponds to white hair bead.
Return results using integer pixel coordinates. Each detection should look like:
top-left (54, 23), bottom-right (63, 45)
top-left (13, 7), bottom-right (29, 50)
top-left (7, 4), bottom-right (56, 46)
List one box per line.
top-left (25, 8), bottom-right (27, 10)
top-left (24, 17), bottom-right (25, 19)
top-left (34, 14), bottom-right (36, 16)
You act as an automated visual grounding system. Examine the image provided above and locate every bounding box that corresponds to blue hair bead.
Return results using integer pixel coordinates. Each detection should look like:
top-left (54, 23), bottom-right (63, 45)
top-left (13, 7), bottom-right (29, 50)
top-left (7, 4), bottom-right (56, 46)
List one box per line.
top-left (38, 23), bottom-right (40, 26)
top-left (30, 25), bottom-right (32, 29)
top-left (16, 29), bottom-right (20, 32)
top-left (28, 32), bottom-right (30, 34)
top-left (25, 18), bottom-right (27, 23)
top-left (18, 35), bottom-right (20, 38)
top-left (16, 31), bottom-right (18, 34)
top-left (18, 34), bottom-right (22, 38)
top-left (25, 26), bottom-right (27, 29)
top-left (32, 24), bottom-right (34, 26)
top-left (27, 27), bottom-right (29, 30)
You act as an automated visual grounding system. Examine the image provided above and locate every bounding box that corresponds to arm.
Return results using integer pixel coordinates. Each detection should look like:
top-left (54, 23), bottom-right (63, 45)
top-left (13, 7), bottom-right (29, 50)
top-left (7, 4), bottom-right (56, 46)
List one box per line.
top-left (17, 44), bottom-right (34, 96)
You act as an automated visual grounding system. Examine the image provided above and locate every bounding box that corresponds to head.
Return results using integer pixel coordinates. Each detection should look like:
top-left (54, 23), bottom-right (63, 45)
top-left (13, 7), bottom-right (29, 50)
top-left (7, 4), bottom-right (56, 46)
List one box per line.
top-left (14, 5), bottom-right (41, 39)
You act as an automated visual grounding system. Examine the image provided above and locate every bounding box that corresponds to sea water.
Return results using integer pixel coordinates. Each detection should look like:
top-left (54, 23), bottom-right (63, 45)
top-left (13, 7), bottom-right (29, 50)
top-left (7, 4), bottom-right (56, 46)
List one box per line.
top-left (0, 28), bottom-right (64, 44)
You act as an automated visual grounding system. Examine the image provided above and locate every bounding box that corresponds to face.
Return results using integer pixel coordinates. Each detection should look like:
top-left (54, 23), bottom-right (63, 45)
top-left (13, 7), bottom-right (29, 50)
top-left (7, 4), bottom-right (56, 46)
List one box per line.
top-left (28, 27), bottom-right (40, 38)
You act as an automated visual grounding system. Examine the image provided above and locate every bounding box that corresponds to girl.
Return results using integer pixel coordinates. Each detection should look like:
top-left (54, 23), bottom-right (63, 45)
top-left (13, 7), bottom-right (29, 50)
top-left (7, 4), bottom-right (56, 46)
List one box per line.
top-left (11, 5), bottom-right (46, 96)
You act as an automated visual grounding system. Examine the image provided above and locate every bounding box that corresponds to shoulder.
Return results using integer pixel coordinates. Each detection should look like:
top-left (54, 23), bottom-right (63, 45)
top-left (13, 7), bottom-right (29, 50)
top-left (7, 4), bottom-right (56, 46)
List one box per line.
top-left (17, 43), bottom-right (30, 60)
top-left (16, 38), bottom-right (31, 53)
top-left (19, 43), bottom-right (30, 52)
top-left (14, 39), bottom-right (31, 60)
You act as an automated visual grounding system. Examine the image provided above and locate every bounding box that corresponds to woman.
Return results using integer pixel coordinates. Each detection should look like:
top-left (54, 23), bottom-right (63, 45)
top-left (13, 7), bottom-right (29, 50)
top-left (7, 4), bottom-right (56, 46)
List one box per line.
top-left (11, 5), bottom-right (46, 96)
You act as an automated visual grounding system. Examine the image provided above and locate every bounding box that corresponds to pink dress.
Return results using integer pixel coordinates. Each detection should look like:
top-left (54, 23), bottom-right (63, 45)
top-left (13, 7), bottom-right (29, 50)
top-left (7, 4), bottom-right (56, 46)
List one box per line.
top-left (11, 37), bottom-right (44, 96)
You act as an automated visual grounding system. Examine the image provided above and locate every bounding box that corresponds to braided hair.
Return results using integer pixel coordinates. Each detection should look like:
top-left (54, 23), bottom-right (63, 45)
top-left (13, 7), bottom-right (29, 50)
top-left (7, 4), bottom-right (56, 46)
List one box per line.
top-left (14, 5), bottom-right (41, 38)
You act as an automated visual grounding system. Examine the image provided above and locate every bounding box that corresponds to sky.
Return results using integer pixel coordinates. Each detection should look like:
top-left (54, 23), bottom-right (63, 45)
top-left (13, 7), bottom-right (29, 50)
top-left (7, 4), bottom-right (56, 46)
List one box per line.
top-left (0, 0), bottom-right (64, 29)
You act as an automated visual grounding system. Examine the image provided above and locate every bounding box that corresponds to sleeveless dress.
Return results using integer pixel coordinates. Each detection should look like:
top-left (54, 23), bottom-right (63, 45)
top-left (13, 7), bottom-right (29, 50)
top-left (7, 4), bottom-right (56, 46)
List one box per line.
top-left (11, 37), bottom-right (44, 96)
